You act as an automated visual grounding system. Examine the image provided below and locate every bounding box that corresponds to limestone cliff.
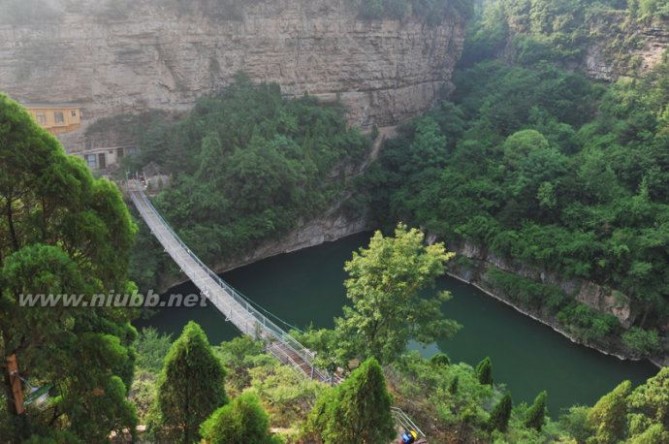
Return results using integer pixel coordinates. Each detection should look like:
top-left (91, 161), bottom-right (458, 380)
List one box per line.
top-left (0, 0), bottom-right (465, 150)
top-left (583, 12), bottom-right (669, 81)
top-left (449, 240), bottom-right (633, 327)
top-left (441, 239), bottom-right (658, 362)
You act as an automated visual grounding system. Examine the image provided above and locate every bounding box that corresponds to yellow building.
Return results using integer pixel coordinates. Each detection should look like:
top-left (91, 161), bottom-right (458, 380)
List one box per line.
top-left (25, 105), bottom-right (82, 135)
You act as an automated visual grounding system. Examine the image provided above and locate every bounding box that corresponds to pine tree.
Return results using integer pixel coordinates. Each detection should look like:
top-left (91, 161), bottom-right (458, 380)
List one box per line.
top-left (200, 392), bottom-right (278, 444)
top-left (476, 357), bottom-right (494, 386)
top-left (308, 358), bottom-right (395, 444)
top-left (154, 321), bottom-right (227, 443)
top-left (524, 391), bottom-right (548, 431)
top-left (489, 393), bottom-right (513, 432)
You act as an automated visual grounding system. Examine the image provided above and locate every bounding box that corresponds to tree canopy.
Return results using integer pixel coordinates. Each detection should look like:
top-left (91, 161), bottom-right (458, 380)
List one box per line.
top-left (307, 357), bottom-right (395, 444)
top-left (200, 392), bottom-right (279, 444)
top-left (0, 93), bottom-right (138, 442)
top-left (332, 223), bottom-right (460, 365)
top-left (365, 22), bottom-right (669, 355)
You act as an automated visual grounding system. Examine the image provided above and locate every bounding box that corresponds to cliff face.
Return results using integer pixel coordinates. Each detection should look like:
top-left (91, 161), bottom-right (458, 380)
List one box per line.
top-left (584, 14), bottom-right (669, 81)
top-left (450, 241), bottom-right (633, 327)
top-left (0, 0), bottom-right (464, 147)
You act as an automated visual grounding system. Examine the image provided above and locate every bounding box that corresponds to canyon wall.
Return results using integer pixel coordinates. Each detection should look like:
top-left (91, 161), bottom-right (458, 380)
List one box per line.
top-left (0, 0), bottom-right (465, 150)
top-left (583, 13), bottom-right (669, 81)
top-left (448, 240), bottom-right (634, 327)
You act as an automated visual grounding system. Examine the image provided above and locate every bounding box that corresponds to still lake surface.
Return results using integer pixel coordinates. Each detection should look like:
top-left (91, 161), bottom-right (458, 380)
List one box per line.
top-left (139, 232), bottom-right (658, 414)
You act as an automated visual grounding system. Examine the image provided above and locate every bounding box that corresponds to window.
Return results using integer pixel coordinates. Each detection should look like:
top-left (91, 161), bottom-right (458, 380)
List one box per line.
top-left (98, 153), bottom-right (106, 169)
top-left (85, 154), bottom-right (97, 169)
top-left (71, 110), bottom-right (77, 117)
top-left (54, 111), bottom-right (64, 124)
top-left (117, 147), bottom-right (125, 159)
top-left (36, 112), bottom-right (46, 125)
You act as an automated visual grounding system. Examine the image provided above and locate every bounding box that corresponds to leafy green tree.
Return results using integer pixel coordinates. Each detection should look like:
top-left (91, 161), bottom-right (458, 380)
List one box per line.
top-left (587, 380), bottom-right (632, 444)
top-left (200, 392), bottom-right (278, 444)
top-left (622, 328), bottom-right (663, 357)
top-left (307, 358), bottom-right (395, 444)
top-left (430, 352), bottom-right (451, 367)
top-left (489, 393), bottom-right (513, 432)
top-left (403, 116), bottom-right (448, 175)
top-left (524, 390), bottom-right (548, 431)
top-left (627, 423), bottom-right (669, 444)
top-left (153, 321), bottom-right (227, 443)
top-left (476, 357), bottom-right (494, 386)
top-left (628, 368), bottom-right (669, 430)
top-left (502, 129), bottom-right (550, 168)
top-left (560, 405), bottom-right (593, 443)
top-left (333, 223), bottom-right (461, 364)
top-left (0, 94), bottom-right (137, 442)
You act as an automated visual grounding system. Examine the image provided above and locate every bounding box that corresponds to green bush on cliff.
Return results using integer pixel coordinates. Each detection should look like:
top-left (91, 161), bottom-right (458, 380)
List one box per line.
top-left (623, 327), bottom-right (663, 357)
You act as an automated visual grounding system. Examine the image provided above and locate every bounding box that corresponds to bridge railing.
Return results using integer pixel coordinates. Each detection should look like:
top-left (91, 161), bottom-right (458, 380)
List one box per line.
top-left (391, 407), bottom-right (426, 439)
top-left (129, 188), bottom-right (333, 383)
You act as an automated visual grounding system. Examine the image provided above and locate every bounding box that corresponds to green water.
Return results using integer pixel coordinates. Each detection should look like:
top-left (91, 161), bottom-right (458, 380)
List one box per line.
top-left (138, 232), bottom-right (658, 414)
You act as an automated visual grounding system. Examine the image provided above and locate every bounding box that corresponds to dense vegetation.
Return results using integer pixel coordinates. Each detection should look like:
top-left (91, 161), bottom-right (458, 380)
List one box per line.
top-left (463, 0), bottom-right (669, 71)
top-left (0, 95), bottom-right (664, 442)
top-left (0, 95), bottom-right (138, 442)
top-left (4, 0), bottom-right (669, 442)
top-left (364, 0), bottom-right (669, 358)
top-left (131, 322), bottom-right (669, 443)
top-left (125, 75), bottom-right (369, 289)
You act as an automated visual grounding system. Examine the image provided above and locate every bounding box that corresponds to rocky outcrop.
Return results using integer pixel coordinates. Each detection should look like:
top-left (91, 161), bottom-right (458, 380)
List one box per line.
top-left (0, 0), bottom-right (465, 150)
top-left (449, 240), bottom-right (634, 327)
top-left (575, 10), bottom-right (669, 81)
top-left (213, 210), bottom-right (369, 274)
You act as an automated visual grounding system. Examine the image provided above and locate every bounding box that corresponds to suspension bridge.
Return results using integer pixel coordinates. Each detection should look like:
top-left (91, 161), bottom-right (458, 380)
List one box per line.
top-left (128, 184), bottom-right (427, 442)
top-left (128, 186), bottom-right (334, 383)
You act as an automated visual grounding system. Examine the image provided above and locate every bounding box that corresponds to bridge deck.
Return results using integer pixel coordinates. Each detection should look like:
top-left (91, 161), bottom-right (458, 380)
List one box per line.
top-left (129, 188), bottom-right (331, 383)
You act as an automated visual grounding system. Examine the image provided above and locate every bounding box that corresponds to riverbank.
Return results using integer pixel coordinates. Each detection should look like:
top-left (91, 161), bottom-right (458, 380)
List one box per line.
top-left (445, 269), bottom-right (666, 369)
top-left (154, 214), bottom-right (370, 293)
top-left (447, 272), bottom-right (636, 362)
